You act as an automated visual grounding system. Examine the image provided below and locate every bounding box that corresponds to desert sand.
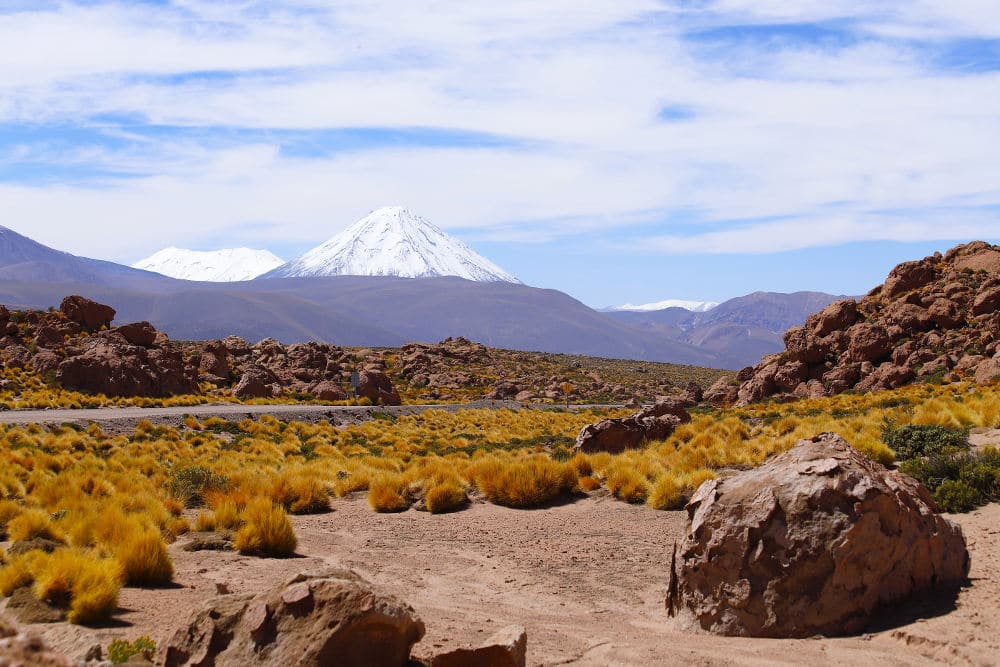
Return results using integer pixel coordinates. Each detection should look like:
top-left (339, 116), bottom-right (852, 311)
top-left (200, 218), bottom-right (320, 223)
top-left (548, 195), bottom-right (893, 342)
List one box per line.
top-left (10, 495), bottom-right (998, 666)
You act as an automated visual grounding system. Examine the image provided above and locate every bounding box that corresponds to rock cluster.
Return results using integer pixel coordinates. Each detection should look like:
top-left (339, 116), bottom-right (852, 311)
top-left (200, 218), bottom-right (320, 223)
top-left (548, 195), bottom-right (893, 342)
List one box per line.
top-left (161, 568), bottom-right (527, 667)
top-left (574, 398), bottom-right (692, 454)
top-left (666, 433), bottom-right (970, 637)
top-left (726, 242), bottom-right (1000, 405)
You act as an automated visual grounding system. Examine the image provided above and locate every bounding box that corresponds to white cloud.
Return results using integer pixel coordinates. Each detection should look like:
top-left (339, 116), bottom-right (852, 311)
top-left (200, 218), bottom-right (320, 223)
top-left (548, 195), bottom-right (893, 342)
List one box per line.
top-left (1, 0), bottom-right (1000, 262)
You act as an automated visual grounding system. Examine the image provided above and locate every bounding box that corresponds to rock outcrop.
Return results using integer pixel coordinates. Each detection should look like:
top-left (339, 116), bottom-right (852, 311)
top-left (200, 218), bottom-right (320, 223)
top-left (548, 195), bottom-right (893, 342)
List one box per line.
top-left (736, 242), bottom-right (1000, 404)
top-left (357, 369), bottom-right (402, 406)
top-left (666, 433), bottom-right (969, 638)
top-left (575, 398), bottom-right (691, 454)
top-left (161, 568), bottom-right (425, 667)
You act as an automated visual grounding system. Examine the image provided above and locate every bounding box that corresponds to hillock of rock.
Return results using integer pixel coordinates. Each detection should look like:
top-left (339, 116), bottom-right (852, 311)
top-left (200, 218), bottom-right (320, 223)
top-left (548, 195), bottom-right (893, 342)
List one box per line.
top-left (666, 433), bottom-right (969, 637)
top-left (721, 242), bottom-right (1000, 405)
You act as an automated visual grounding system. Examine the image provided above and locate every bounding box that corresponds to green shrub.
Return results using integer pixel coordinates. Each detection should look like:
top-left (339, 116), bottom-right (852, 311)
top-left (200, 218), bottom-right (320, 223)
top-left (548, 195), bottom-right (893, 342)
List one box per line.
top-left (108, 636), bottom-right (156, 664)
top-left (882, 422), bottom-right (968, 460)
top-left (933, 479), bottom-right (981, 513)
top-left (168, 466), bottom-right (227, 507)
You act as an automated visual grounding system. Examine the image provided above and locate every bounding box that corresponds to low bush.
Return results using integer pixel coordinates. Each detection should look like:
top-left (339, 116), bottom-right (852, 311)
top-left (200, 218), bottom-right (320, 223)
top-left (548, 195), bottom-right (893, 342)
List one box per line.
top-left (108, 636), bottom-right (156, 664)
top-left (234, 499), bottom-right (297, 557)
top-left (882, 422), bottom-right (968, 459)
top-left (899, 446), bottom-right (1000, 512)
top-left (368, 474), bottom-right (411, 513)
top-left (7, 509), bottom-right (63, 543)
top-left (168, 466), bottom-right (227, 507)
top-left (647, 474), bottom-right (683, 510)
top-left (933, 479), bottom-right (981, 513)
top-left (29, 549), bottom-right (122, 625)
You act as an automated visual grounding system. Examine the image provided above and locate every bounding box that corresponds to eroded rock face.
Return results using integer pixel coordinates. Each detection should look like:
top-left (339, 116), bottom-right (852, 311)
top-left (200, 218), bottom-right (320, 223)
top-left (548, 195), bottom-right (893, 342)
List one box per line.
top-left (161, 568), bottom-right (425, 667)
top-left (59, 295), bottom-right (115, 330)
top-left (666, 433), bottom-right (969, 638)
top-left (575, 398), bottom-right (691, 454)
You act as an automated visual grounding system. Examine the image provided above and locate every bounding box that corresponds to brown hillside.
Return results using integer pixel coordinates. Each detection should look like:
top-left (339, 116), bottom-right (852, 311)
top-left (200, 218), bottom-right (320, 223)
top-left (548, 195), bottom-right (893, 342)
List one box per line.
top-left (709, 241), bottom-right (1000, 405)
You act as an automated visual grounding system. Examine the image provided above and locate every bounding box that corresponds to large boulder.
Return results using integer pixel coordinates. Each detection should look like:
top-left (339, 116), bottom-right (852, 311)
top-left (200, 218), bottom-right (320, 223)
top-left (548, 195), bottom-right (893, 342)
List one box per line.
top-left (161, 568), bottom-right (425, 667)
top-left (59, 295), bottom-right (115, 330)
top-left (882, 258), bottom-right (938, 298)
top-left (115, 321), bottom-right (157, 347)
top-left (666, 433), bottom-right (969, 638)
top-left (233, 366), bottom-right (279, 399)
top-left (575, 399), bottom-right (690, 454)
top-left (810, 299), bottom-right (858, 337)
top-left (357, 370), bottom-right (402, 406)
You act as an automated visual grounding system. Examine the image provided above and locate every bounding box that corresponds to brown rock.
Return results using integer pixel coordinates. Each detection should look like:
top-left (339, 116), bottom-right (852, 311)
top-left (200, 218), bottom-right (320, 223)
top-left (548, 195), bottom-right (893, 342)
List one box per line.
top-left (575, 400), bottom-right (690, 454)
top-left (234, 366), bottom-right (278, 399)
top-left (972, 285), bottom-right (1000, 316)
top-left (30, 350), bottom-right (62, 376)
top-left (32, 325), bottom-right (64, 349)
top-left (666, 433), bottom-right (969, 638)
top-left (883, 301), bottom-right (933, 332)
top-left (357, 370), bottom-right (401, 406)
top-left (844, 323), bottom-right (892, 363)
top-left (56, 332), bottom-right (197, 397)
top-left (160, 568), bottom-right (425, 667)
top-left (949, 242), bottom-right (1000, 273)
top-left (116, 321), bottom-right (157, 347)
top-left (855, 362), bottom-right (914, 392)
top-left (783, 326), bottom-right (830, 364)
top-left (811, 299), bottom-right (858, 337)
top-left (928, 298), bottom-right (963, 329)
top-left (0, 613), bottom-right (74, 666)
top-left (59, 295), bottom-right (115, 329)
top-left (882, 258), bottom-right (938, 298)
top-left (311, 380), bottom-right (347, 401)
top-left (973, 355), bottom-right (1000, 384)
top-left (773, 361), bottom-right (808, 392)
top-left (704, 376), bottom-right (738, 406)
top-left (429, 625), bottom-right (527, 667)
top-left (199, 341), bottom-right (231, 380)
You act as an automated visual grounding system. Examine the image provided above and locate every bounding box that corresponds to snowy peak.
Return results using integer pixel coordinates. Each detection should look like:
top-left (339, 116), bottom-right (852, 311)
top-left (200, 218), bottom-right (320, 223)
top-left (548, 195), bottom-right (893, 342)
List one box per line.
top-left (132, 247), bottom-right (285, 282)
top-left (266, 206), bottom-right (519, 283)
top-left (608, 299), bottom-right (719, 313)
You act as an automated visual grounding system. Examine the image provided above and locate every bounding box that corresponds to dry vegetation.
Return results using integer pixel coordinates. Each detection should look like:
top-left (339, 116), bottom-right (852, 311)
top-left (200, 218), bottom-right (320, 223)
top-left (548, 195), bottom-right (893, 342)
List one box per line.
top-left (2, 382), bottom-right (999, 625)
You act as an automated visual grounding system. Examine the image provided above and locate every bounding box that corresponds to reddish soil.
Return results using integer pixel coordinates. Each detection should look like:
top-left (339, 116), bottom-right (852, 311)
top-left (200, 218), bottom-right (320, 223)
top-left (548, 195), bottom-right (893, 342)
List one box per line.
top-left (8, 497), bottom-right (999, 666)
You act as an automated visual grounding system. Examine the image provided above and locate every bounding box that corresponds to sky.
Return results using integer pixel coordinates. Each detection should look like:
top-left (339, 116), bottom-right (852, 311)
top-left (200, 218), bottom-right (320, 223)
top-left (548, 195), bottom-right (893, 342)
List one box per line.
top-left (1, 1), bottom-right (1000, 308)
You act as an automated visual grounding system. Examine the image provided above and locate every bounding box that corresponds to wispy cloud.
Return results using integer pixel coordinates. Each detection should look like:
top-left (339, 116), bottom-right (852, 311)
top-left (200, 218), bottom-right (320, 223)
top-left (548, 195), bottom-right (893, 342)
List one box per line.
top-left (0, 0), bottom-right (998, 267)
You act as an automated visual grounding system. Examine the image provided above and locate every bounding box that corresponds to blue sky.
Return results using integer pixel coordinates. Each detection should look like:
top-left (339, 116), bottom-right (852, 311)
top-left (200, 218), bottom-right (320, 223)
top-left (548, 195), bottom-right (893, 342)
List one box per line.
top-left (1, 1), bottom-right (1000, 307)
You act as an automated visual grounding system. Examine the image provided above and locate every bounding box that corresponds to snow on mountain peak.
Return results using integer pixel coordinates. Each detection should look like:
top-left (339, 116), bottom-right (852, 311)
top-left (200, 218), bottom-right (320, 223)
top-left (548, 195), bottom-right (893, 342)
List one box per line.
top-left (609, 299), bottom-right (720, 313)
top-left (132, 247), bottom-right (285, 282)
top-left (267, 206), bottom-right (520, 283)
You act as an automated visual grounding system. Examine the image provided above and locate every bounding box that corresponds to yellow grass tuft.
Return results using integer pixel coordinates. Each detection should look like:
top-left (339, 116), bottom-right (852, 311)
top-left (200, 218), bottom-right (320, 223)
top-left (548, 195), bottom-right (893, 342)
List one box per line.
top-left (31, 549), bottom-right (122, 625)
top-left (114, 529), bottom-right (173, 586)
top-left (468, 456), bottom-right (577, 508)
top-left (424, 480), bottom-right (467, 514)
top-left (7, 509), bottom-right (62, 543)
top-left (234, 499), bottom-right (297, 557)
top-left (368, 473), bottom-right (411, 513)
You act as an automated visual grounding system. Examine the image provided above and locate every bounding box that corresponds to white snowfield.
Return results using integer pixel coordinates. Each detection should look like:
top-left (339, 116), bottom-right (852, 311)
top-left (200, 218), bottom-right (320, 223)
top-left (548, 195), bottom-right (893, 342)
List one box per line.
top-left (132, 247), bottom-right (285, 282)
top-left (272, 206), bottom-right (520, 283)
top-left (610, 299), bottom-right (719, 312)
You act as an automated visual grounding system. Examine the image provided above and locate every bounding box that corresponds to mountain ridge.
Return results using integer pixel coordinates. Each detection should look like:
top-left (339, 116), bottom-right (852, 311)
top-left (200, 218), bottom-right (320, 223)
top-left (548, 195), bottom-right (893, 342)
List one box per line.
top-left (133, 247), bottom-right (285, 282)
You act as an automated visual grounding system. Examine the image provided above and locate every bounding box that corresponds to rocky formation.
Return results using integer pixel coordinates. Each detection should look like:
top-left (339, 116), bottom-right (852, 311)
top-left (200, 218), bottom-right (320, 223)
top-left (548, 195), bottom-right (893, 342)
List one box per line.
top-left (59, 295), bottom-right (114, 330)
top-left (575, 398), bottom-right (692, 454)
top-left (161, 568), bottom-right (425, 667)
top-left (357, 369), bottom-right (402, 406)
top-left (734, 242), bottom-right (1000, 404)
top-left (0, 613), bottom-right (74, 666)
top-left (666, 433), bottom-right (969, 637)
top-left (426, 625), bottom-right (527, 667)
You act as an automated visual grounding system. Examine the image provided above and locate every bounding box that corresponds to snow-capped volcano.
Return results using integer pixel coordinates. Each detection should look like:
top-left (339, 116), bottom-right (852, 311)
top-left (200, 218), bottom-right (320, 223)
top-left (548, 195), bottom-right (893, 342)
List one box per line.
top-left (265, 206), bottom-right (519, 283)
top-left (132, 247), bottom-right (285, 282)
top-left (608, 299), bottom-right (719, 313)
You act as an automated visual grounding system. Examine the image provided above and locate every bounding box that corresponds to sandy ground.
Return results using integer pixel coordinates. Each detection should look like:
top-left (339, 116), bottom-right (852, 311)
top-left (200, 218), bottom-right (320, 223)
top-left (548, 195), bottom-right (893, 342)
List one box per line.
top-left (7, 495), bottom-right (998, 666)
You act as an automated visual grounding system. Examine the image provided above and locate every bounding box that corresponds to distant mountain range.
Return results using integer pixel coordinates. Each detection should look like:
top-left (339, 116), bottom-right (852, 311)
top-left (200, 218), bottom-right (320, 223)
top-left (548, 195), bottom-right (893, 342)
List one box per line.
top-left (0, 223), bottom-right (841, 369)
top-left (606, 299), bottom-right (720, 313)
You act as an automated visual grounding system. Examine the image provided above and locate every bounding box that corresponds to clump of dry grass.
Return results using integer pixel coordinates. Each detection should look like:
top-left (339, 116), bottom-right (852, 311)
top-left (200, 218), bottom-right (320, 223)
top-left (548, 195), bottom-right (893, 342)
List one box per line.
top-left (234, 499), bottom-right (297, 557)
top-left (368, 473), bottom-right (411, 513)
top-left (7, 509), bottom-right (63, 543)
top-left (114, 529), bottom-right (173, 586)
top-left (424, 480), bottom-right (467, 514)
top-left (467, 456), bottom-right (577, 508)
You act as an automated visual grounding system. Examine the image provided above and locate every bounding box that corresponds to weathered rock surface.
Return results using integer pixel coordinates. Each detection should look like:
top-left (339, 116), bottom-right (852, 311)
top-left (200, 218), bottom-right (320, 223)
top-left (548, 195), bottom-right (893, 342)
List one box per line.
top-left (736, 241), bottom-right (1000, 404)
top-left (427, 625), bottom-right (527, 667)
top-left (575, 398), bottom-right (691, 454)
top-left (357, 369), bottom-right (402, 406)
top-left (0, 613), bottom-right (74, 666)
top-left (161, 568), bottom-right (425, 667)
top-left (666, 433), bottom-right (969, 638)
top-left (59, 295), bottom-right (115, 330)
